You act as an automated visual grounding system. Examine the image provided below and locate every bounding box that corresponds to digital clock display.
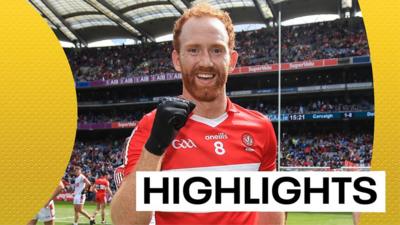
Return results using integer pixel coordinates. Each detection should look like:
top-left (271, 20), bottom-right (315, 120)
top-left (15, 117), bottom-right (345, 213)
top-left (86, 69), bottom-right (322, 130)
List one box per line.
top-left (289, 114), bottom-right (305, 121)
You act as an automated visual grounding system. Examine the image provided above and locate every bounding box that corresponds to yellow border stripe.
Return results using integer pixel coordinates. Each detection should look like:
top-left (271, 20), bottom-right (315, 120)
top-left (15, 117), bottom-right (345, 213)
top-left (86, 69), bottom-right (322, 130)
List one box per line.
top-left (0, 1), bottom-right (76, 223)
top-left (360, 0), bottom-right (400, 224)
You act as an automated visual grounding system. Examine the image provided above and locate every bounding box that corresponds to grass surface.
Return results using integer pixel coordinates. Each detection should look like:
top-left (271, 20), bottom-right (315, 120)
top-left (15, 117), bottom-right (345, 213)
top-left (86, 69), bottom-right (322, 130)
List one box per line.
top-left (50, 201), bottom-right (353, 225)
top-left (286, 212), bottom-right (353, 225)
top-left (54, 201), bottom-right (112, 225)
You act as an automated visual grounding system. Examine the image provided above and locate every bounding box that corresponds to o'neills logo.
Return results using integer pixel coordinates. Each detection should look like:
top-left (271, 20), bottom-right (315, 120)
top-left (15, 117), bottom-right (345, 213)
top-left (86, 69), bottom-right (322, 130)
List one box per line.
top-left (205, 133), bottom-right (228, 141)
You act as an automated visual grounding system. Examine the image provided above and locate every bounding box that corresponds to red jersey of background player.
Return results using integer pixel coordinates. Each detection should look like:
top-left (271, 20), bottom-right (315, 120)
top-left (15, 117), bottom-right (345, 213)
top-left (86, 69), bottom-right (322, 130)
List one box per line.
top-left (94, 177), bottom-right (109, 203)
top-left (124, 98), bottom-right (277, 225)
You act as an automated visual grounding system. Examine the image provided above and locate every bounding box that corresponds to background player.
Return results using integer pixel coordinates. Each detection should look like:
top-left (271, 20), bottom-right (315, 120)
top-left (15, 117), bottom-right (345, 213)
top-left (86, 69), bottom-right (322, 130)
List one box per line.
top-left (27, 181), bottom-right (65, 225)
top-left (72, 166), bottom-right (95, 225)
top-left (111, 3), bottom-right (284, 225)
top-left (92, 171), bottom-right (113, 224)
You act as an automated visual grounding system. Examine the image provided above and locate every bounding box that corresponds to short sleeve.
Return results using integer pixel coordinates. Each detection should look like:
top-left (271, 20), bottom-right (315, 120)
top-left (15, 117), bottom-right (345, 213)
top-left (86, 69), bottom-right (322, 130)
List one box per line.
top-left (123, 113), bottom-right (153, 176)
top-left (259, 119), bottom-right (277, 171)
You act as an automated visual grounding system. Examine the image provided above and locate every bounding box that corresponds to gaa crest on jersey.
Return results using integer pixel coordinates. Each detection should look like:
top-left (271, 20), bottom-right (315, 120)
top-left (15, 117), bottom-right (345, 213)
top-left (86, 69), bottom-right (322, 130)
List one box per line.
top-left (172, 139), bottom-right (197, 149)
top-left (241, 133), bottom-right (255, 152)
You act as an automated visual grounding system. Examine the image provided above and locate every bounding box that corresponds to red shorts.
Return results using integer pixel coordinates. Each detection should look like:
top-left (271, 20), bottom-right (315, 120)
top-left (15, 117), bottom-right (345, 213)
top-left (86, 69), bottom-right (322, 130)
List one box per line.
top-left (95, 193), bottom-right (107, 204)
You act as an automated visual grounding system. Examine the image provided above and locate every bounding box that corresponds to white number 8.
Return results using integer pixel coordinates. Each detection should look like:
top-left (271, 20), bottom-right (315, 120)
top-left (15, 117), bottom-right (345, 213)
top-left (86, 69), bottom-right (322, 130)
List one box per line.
top-left (214, 141), bottom-right (225, 155)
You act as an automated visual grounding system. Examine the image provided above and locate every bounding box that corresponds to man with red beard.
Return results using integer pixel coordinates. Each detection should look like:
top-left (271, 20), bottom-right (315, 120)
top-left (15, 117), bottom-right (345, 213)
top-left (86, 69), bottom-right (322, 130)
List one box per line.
top-left (111, 3), bottom-right (284, 225)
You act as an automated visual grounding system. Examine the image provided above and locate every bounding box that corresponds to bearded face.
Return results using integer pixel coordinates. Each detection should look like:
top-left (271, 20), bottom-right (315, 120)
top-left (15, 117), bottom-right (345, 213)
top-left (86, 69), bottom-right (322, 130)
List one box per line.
top-left (172, 17), bottom-right (238, 102)
top-left (181, 63), bottom-right (228, 102)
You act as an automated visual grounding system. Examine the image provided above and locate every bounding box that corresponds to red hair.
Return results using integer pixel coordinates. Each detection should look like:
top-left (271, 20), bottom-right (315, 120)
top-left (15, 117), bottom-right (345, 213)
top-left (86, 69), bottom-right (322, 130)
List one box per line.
top-left (173, 3), bottom-right (235, 52)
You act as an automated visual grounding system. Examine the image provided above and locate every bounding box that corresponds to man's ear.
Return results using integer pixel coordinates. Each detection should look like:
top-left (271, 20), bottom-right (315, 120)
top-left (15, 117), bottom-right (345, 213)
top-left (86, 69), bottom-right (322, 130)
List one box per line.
top-left (228, 50), bottom-right (239, 73)
top-left (172, 50), bottom-right (181, 72)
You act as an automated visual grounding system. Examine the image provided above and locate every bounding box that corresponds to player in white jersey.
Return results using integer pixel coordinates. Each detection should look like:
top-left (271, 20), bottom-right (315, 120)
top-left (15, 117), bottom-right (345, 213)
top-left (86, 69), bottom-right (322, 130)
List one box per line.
top-left (73, 166), bottom-right (95, 225)
top-left (27, 181), bottom-right (64, 225)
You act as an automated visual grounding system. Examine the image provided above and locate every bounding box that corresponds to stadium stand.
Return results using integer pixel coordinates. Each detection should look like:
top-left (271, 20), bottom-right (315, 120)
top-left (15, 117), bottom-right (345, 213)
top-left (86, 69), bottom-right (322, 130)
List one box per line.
top-left (281, 132), bottom-right (372, 168)
top-left (65, 17), bottom-right (368, 82)
top-left (63, 139), bottom-right (124, 194)
top-left (77, 97), bottom-right (373, 124)
top-left (28, 0), bottom-right (371, 223)
top-left (70, 15), bottom-right (373, 194)
top-left (29, 1), bottom-right (372, 211)
top-left (64, 128), bottom-right (373, 195)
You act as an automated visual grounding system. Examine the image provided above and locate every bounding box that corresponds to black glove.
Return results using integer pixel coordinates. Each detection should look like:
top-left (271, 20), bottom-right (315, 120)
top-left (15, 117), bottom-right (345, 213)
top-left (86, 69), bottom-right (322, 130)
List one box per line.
top-left (145, 97), bottom-right (196, 156)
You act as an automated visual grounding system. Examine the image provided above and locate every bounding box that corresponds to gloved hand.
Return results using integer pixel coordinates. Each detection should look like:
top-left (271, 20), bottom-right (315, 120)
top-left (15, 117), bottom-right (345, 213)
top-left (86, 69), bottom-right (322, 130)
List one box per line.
top-left (145, 97), bottom-right (196, 156)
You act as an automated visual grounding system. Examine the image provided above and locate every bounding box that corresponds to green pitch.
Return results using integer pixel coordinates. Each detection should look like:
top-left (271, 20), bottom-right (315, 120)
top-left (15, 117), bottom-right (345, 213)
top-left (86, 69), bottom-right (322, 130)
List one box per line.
top-left (286, 212), bottom-right (353, 225)
top-left (54, 201), bottom-right (112, 225)
top-left (52, 201), bottom-right (353, 225)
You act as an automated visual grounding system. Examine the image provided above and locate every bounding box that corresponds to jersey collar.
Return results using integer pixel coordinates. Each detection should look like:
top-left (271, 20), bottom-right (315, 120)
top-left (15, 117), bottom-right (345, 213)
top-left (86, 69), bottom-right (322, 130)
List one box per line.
top-left (226, 97), bottom-right (239, 113)
top-left (178, 95), bottom-right (239, 114)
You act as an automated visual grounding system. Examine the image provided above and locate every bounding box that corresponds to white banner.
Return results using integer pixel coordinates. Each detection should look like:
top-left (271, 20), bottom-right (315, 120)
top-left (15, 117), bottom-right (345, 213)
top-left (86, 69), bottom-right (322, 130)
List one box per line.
top-left (136, 171), bottom-right (385, 212)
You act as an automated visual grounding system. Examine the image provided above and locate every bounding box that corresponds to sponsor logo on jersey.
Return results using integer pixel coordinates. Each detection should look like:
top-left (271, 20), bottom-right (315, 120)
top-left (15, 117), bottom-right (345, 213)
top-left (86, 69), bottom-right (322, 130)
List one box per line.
top-left (241, 133), bottom-right (255, 152)
top-left (172, 139), bottom-right (197, 149)
top-left (205, 133), bottom-right (228, 141)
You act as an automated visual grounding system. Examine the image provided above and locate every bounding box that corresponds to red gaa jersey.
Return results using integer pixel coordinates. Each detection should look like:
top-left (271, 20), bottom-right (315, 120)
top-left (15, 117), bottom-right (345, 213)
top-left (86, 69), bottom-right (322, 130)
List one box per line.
top-left (95, 177), bottom-right (109, 195)
top-left (124, 98), bottom-right (277, 225)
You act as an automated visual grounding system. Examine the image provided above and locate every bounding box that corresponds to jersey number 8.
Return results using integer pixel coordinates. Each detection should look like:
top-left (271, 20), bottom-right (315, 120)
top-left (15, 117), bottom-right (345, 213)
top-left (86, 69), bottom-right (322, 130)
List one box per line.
top-left (214, 141), bottom-right (225, 155)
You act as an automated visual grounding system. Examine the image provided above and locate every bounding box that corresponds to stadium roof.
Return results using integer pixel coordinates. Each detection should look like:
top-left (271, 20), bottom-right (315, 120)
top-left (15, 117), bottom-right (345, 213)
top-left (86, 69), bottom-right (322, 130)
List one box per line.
top-left (29, 0), bottom-right (360, 45)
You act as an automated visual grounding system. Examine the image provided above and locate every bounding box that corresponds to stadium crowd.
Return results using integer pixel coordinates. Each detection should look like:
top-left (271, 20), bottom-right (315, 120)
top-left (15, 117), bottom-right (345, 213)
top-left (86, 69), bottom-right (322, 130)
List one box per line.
top-left (78, 97), bottom-right (373, 124)
top-left (63, 139), bottom-right (125, 194)
top-left (66, 17), bottom-right (368, 82)
top-left (78, 111), bottom-right (145, 124)
top-left (243, 97), bottom-right (373, 115)
top-left (280, 132), bottom-right (372, 168)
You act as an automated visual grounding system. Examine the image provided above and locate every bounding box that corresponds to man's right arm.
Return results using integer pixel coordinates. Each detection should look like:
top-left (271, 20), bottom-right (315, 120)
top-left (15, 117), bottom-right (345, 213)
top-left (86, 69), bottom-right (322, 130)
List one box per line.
top-left (111, 148), bottom-right (162, 225)
top-left (111, 97), bottom-right (195, 225)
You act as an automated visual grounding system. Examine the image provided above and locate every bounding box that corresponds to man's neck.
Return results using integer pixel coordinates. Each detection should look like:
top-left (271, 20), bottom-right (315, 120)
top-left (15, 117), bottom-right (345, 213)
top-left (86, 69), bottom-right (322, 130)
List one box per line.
top-left (182, 92), bottom-right (227, 119)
